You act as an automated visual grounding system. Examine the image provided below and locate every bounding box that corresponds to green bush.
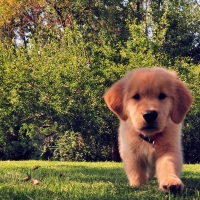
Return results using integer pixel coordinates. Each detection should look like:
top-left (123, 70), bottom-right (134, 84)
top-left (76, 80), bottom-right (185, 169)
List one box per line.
top-left (0, 18), bottom-right (199, 162)
top-left (53, 131), bottom-right (85, 161)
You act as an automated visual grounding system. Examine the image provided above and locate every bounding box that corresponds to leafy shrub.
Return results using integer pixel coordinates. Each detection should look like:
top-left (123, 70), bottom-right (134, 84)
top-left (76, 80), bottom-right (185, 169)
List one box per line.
top-left (53, 131), bottom-right (85, 161)
top-left (0, 18), bottom-right (199, 162)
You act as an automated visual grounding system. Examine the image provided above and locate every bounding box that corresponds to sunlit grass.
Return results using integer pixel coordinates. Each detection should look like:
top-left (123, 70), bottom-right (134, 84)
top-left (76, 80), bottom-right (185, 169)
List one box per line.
top-left (0, 161), bottom-right (199, 199)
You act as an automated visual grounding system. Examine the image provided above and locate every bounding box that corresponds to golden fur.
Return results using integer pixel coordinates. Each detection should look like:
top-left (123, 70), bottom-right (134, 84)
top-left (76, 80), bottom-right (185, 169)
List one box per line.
top-left (103, 67), bottom-right (192, 192)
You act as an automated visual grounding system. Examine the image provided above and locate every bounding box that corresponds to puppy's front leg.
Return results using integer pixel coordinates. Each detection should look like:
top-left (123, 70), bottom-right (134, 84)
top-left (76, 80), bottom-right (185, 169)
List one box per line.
top-left (156, 151), bottom-right (184, 192)
top-left (122, 153), bottom-right (148, 186)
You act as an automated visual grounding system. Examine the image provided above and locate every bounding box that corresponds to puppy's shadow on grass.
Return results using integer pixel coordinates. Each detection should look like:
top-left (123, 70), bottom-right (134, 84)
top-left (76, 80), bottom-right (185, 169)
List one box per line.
top-left (54, 165), bottom-right (164, 198)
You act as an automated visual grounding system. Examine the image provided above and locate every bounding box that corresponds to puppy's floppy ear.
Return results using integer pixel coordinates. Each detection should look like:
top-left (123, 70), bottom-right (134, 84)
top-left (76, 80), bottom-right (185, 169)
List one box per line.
top-left (171, 80), bottom-right (193, 124)
top-left (103, 78), bottom-right (128, 121)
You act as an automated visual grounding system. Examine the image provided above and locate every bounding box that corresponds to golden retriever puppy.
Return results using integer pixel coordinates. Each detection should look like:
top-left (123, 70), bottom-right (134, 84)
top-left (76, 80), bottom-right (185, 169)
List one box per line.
top-left (103, 67), bottom-right (192, 192)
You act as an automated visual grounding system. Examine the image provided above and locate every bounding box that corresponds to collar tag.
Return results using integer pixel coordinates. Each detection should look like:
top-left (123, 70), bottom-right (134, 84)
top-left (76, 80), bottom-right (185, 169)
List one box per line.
top-left (139, 134), bottom-right (155, 144)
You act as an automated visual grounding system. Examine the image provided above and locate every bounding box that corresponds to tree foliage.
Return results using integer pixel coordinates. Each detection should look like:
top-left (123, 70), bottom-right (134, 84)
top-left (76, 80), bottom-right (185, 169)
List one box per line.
top-left (0, 0), bottom-right (199, 162)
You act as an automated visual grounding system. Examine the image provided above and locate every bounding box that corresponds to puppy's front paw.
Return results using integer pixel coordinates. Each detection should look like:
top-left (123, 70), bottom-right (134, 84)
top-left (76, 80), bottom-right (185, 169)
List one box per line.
top-left (160, 178), bottom-right (184, 193)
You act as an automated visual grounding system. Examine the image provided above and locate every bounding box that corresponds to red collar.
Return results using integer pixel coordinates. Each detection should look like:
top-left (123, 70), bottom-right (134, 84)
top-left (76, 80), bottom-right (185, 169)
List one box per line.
top-left (139, 133), bottom-right (160, 144)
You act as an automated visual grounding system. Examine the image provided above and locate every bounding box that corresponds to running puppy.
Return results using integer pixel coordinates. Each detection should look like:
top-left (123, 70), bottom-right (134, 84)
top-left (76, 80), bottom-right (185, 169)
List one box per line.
top-left (103, 67), bottom-right (192, 192)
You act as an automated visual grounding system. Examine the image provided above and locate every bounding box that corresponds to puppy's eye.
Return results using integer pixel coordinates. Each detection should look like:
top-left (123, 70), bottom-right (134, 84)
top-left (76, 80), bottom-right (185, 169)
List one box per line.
top-left (133, 94), bottom-right (140, 100)
top-left (158, 93), bottom-right (166, 100)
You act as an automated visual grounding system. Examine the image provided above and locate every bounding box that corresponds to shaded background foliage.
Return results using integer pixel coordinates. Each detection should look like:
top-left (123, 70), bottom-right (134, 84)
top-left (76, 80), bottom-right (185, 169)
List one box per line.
top-left (0, 0), bottom-right (199, 162)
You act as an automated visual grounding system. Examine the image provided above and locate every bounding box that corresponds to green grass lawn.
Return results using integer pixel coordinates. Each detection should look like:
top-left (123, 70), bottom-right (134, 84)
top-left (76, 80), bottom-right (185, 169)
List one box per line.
top-left (0, 161), bottom-right (199, 200)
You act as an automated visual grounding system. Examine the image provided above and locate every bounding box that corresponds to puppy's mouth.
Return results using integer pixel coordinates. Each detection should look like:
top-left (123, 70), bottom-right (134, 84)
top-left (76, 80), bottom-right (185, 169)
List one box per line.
top-left (143, 125), bottom-right (157, 130)
top-left (141, 124), bottom-right (160, 134)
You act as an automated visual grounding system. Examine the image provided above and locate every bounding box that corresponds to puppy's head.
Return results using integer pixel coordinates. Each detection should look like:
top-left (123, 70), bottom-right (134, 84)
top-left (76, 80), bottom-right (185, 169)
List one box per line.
top-left (103, 67), bottom-right (193, 135)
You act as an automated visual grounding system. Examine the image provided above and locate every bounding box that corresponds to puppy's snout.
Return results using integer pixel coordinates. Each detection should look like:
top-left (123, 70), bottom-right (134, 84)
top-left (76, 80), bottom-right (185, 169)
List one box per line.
top-left (143, 110), bottom-right (158, 123)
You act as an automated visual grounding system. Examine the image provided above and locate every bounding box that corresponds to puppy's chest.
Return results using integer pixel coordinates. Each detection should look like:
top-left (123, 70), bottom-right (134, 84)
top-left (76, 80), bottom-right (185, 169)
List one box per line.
top-left (137, 143), bottom-right (157, 166)
top-left (140, 141), bottom-right (156, 156)
top-left (126, 139), bottom-right (156, 161)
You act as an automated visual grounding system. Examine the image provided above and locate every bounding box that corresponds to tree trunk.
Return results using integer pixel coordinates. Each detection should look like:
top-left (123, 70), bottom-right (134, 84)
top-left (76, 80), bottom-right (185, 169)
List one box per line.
top-left (111, 139), bottom-right (121, 162)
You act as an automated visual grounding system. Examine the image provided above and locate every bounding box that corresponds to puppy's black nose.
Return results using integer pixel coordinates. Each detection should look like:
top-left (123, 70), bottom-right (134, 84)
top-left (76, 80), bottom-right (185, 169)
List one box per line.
top-left (143, 110), bottom-right (158, 123)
